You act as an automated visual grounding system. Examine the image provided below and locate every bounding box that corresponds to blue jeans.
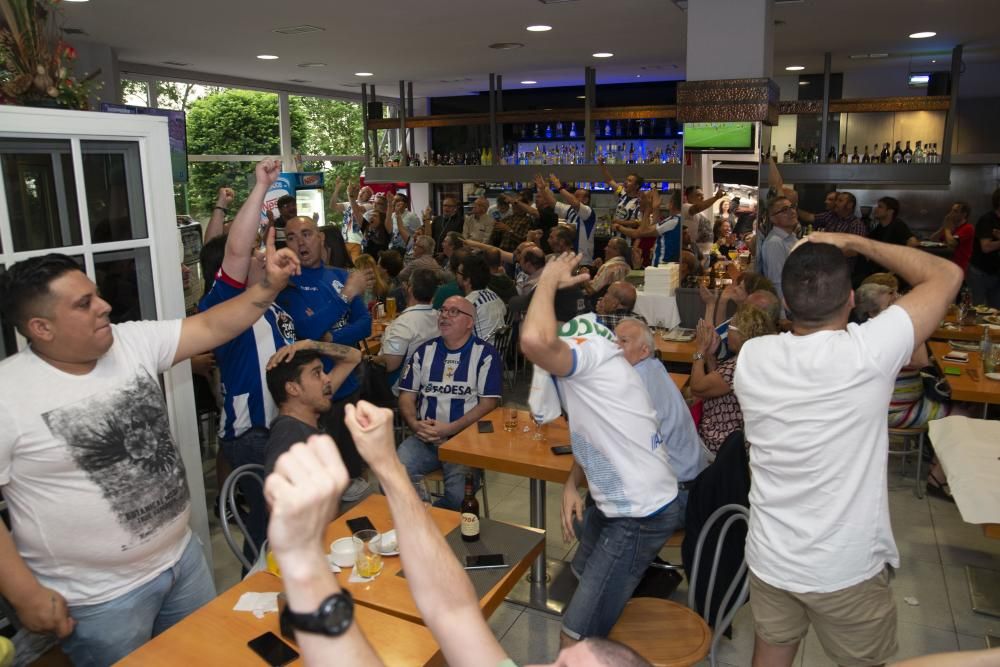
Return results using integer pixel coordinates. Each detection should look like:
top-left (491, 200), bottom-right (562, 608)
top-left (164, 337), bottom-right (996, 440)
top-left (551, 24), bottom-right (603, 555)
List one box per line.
top-left (562, 492), bottom-right (686, 639)
top-left (968, 265), bottom-right (1000, 310)
top-left (220, 427), bottom-right (270, 564)
top-left (61, 533), bottom-right (216, 666)
top-left (396, 435), bottom-right (480, 511)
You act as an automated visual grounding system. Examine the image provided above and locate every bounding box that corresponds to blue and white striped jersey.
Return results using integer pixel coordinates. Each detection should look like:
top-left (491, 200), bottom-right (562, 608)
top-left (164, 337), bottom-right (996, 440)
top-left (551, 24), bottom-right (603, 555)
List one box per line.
top-left (650, 214), bottom-right (682, 267)
top-left (466, 288), bottom-right (507, 344)
top-left (555, 201), bottom-right (597, 264)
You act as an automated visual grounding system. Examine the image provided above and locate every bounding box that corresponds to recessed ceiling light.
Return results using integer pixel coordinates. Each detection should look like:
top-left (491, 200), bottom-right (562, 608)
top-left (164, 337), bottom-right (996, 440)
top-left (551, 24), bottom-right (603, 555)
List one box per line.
top-left (849, 54), bottom-right (870, 60)
top-left (520, 80), bottom-right (537, 85)
top-left (354, 72), bottom-right (374, 77)
top-left (526, 25), bottom-right (552, 32)
top-left (931, 59), bottom-right (937, 63)
top-left (489, 42), bottom-right (524, 50)
top-left (909, 31), bottom-right (936, 39)
top-left (635, 75), bottom-right (641, 78)
top-left (576, 95), bottom-right (586, 99)
top-left (592, 52), bottom-right (614, 58)
top-left (785, 65), bottom-right (804, 71)
top-left (799, 81), bottom-right (809, 85)
top-left (257, 54), bottom-right (279, 60)
top-left (299, 62), bottom-right (327, 68)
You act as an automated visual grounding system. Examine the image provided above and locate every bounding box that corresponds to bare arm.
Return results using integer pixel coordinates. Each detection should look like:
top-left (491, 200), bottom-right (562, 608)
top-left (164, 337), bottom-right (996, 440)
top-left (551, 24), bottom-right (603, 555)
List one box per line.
top-left (221, 160), bottom-right (280, 283)
top-left (267, 340), bottom-right (363, 394)
top-left (689, 319), bottom-right (729, 398)
top-left (767, 156), bottom-right (784, 195)
top-left (891, 648), bottom-right (1000, 667)
top-left (372, 352), bottom-right (404, 373)
top-left (204, 187), bottom-right (234, 244)
top-left (807, 232), bottom-right (964, 346)
top-left (550, 174), bottom-right (581, 210)
top-left (512, 199), bottom-right (540, 219)
top-left (329, 177), bottom-right (344, 207)
top-left (599, 158), bottom-right (619, 191)
top-left (520, 253), bottom-right (589, 376)
top-left (534, 174), bottom-right (556, 209)
top-left (0, 522), bottom-right (75, 637)
top-left (463, 238), bottom-right (513, 264)
top-left (398, 390), bottom-right (420, 431)
top-left (797, 208), bottom-right (817, 225)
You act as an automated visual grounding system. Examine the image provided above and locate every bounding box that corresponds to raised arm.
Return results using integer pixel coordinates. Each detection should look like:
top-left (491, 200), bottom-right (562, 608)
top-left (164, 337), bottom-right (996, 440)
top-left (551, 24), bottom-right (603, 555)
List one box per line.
top-left (463, 238), bottom-right (513, 265)
top-left (550, 174), bottom-right (581, 210)
top-left (204, 186), bottom-right (235, 244)
top-left (520, 253), bottom-right (590, 377)
top-left (688, 187), bottom-right (726, 216)
top-left (344, 402), bottom-right (509, 667)
top-left (807, 232), bottom-right (964, 345)
top-left (267, 340), bottom-right (363, 393)
top-left (221, 160), bottom-right (280, 283)
top-left (767, 156), bottom-right (784, 196)
top-left (174, 226), bottom-right (300, 364)
top-left (534, 174), bottom-right (556, 210)
top-left (329, 177), bottom-right (344, 208)
top-left (512, 198), bottom-right (540, 220)
top-left (598, 157), bottom-right (619, 191)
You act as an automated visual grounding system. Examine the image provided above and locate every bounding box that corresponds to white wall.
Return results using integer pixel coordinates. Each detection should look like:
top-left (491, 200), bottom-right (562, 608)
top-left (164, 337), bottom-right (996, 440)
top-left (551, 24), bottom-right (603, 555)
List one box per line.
top-left (71, 39), bottom-right (120, 107)
top-left (687, 0), bottom-right (772, 80)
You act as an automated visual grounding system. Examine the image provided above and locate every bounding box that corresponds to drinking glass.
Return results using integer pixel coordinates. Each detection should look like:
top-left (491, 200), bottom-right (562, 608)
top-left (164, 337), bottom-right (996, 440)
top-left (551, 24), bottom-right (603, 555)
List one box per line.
top-left (986, 344), bottom-right (1000, 375)
top-left (503, 407), bottom-right (518, 432)
top-left (385, 296), bottom-right (397, 319)
top-left (353, 529), bottom-right (383, 577)
top-left (532, 416), bottom-right (546, 441)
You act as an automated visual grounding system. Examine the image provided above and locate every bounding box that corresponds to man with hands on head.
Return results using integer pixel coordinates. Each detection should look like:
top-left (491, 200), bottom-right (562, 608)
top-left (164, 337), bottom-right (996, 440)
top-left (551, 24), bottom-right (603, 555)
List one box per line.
top-left (0, 204), bottom-right (300, 665)
top-left (265, 404), bottom-right (653, 667)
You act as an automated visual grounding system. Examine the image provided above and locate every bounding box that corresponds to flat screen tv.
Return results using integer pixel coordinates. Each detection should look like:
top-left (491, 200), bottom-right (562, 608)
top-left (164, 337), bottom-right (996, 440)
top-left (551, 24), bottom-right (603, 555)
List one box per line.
top-left (682, 121), bottom-right (755, 152)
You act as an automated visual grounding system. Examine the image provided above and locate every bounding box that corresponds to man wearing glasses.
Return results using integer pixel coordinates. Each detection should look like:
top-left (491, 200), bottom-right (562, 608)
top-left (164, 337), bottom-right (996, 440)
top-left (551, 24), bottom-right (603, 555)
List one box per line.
top-left (423, 196), bottom-right (465, 249)
top-left (760, 197), bottom-right (800, 314)
top-left (396, 296), bottom-right (502, 509)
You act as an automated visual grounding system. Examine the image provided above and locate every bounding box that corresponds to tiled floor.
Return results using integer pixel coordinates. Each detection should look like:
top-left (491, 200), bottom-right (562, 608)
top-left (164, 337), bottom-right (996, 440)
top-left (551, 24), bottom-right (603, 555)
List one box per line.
top-left (205, 384), bottom-right (1000, 665)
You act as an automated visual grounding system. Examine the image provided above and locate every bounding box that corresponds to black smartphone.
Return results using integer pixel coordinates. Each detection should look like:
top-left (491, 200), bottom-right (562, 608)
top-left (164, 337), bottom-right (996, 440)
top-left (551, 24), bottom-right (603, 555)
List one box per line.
top-left (346, 516), bottom-right (376, 533)
top-left (550, 445), bottom-right (572, 455)
top-left (477, 420), bottom-right (495, 434)
top-left (247, 632), bottom-right (299, 666)
top-left (465, 553), bottom-right (508, 570)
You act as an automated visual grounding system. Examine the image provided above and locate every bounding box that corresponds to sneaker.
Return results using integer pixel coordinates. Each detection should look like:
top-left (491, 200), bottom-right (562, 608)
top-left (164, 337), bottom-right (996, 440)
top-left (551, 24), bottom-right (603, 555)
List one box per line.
top-left (342, 477), bottom-right (371, 503)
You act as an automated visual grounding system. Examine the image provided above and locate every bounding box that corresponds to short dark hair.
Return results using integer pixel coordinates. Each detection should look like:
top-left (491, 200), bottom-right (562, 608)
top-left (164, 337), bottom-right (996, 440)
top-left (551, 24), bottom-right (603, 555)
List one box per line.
top-left (521, 246), bottom-right (545, 270)
top-left (444, 231), bottom-right (464, 250)
top-left (0, 254), bottom-right (83, 335)
top-left (840, 191), bottom-right (857, 213)
top-left (551, 226), bottom-right (575, 248)
top-left (448, 248), bottom-right (468, 273)
top-left (394, 192), bottom-right (409, 205)
top-left (276, 194), bottom-right (295, 209)
top-left (684, 185), bottom-right (701, 197)
top-left (459, 253), bottom-right (491, 291)
top-left (953, 201), bottom-right (971, 221)
top-left (409, 268), bottom-right (439, 302)
top-left (627, 173), bottom-right (645, 188)
top-left (200, 234), bottom-right (227, 297)
top-left (266, 349), bottom-right (323, 406)
top-left (378, 250), bottom-right (403, 277)
top-left (782, 243), bottom-right (852, 325)
top-left (878, 196), bottom-right (900, 220)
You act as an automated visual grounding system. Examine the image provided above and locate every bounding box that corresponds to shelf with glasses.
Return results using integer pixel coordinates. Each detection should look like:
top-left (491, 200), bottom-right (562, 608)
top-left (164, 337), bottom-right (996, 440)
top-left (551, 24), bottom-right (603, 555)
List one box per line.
top-left (362, 163), bottom-right (683, 184)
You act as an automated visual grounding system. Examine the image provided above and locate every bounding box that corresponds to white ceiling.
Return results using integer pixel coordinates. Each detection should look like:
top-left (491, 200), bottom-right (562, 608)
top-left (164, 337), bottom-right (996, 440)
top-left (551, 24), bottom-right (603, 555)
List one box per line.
top-left (61, 0), bottom-right (1000, 98)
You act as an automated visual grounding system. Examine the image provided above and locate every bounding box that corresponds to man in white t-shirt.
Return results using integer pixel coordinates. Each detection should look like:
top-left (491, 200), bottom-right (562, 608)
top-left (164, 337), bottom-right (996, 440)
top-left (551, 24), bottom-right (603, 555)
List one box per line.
top-left (733, 233), bottom-right (963, 667)
top-left (371, 267), bottom-right (440, 394)
top-left (329, 178), bottom-right (373, 260)
top-left (0, 221), bottom-right (301, 665)
top-left (521, 253), bottom-right (683, 646)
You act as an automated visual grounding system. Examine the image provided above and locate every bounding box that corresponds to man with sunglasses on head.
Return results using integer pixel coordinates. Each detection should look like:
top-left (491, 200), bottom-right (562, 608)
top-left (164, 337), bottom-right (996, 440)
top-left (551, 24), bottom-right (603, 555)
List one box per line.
top-left (760, 196), bottom-right (800, 315)
top-left (396, 295), bottom-right (502, 510)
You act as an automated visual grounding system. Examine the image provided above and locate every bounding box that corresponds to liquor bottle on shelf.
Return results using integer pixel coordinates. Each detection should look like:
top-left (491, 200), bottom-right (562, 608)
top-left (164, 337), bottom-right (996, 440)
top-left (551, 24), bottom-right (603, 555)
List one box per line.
top-left (838, 144), bottom-right (848, 163)
top-left (811, 145), bottom-right (820, 163)
top-left (460, 474), bottom-right (480, 542)
top-left (569, 122), bottom-right (578, 138)
top-left (603, 120), bottom-right (612, 137)
top-left (861, 145), bottom-right (870, 163)
top-left (637, 119), bottom-right (646, 137)
top-left (783, 144), bottom-right (795, 163)
top-left (892, 141), bottom-right (904, 164)
top-left (555, 121), bottom-right (564, 138)
top-left (930, 142), bottom-right (939, 163)
top-left (614, 120), bottom-right (623, 136)
top-left (913, 141), bottom-right (925, 164)
top-left (903, 140), bottom-right (913, 164)
top-left (826, 145), bottom-right (837, 163)
top-left (544, 124), bottom-right (553, 139)
top-left (880, 142), bottom-right (890, 164)
top-left (850, 146), bottom-right (860, 163)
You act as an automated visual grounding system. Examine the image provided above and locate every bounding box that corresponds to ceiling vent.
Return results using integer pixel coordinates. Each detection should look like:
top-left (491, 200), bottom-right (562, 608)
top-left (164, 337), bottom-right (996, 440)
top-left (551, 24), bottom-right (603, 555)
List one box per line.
top-left (274, 25), bottom-right (325, 35)
top-left (162, 60), bottom-right (190, 67)
top-left (537, 0), bottom-right (579, 4)
top-left (288, 79), bottom-right (310, 83)
top-left (63, 27), bottom-right (87, 35)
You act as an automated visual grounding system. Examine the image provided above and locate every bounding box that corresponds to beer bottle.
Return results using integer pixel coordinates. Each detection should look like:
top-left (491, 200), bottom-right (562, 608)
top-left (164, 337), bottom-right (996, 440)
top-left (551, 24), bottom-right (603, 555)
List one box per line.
top-left (461, 474), bottom-right (481, 542)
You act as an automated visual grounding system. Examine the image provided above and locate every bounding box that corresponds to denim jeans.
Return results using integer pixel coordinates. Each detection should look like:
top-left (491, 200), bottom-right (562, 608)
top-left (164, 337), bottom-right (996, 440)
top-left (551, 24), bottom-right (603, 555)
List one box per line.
top-left (220, 427), bottom-right (270, 565)
top-left (562, 492), bottom-right (686, 639)
top-left (968, 265), bottom-right (1000, 310)
top-left (396, 435), bottom-right (480, 511)
top-left (61, 533), bottom-right (216, 666)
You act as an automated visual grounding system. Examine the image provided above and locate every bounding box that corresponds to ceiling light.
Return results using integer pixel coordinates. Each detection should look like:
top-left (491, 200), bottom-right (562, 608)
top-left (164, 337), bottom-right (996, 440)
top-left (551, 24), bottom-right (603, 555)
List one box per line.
top-left (870, 53), bottom-right (889, 58)
top-left (908, 73), bottom-right (930, 86)
top-left (489, 42), bottom-right (524, 50)
top-left (635, 75), bottom-right (641, 78)
top-left (354, 72), bottom-right (374, 77)
top-left (593, 52), bottom-right (614, 58)
top-left (931, 59), bottom-right (937, 63)
top-left (63, 0), bottom-right (89, 3)
top-left (257, 54), bottom-right (279, 60)
top-left (799, 81), bottom-right (809, 85)
top-left (576, 95), bottom-right (586, 99)
top-left (909, 31), bottom-right (936, 39)
top-left (526, 25), bottom-right (552, 32)
top-left (520, 80), bottom-right (537, 85)
top-left (298, 62), bottom-right (327, 68)
top-left (785, 65), bottom-right (804, 71)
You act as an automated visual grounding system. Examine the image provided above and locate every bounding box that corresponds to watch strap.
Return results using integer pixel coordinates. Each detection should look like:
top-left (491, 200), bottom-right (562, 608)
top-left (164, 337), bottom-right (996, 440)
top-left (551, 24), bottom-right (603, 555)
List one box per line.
top-left (281, 590), bottom-right (354, 636)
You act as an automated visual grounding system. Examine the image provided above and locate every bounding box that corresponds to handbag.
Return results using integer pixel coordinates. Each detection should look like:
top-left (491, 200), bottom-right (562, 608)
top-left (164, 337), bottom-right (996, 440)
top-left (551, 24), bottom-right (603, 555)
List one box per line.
top-left (358, 358), bottom-right (397, 408)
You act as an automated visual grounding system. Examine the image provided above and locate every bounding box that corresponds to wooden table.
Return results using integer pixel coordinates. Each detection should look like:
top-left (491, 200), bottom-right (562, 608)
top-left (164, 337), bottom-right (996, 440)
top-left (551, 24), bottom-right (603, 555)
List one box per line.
top-left (324, 494), bottom-right (543, 624)
top-left (655, 338), bottom-right (698, 364)
top-left (116, 572), bottom-right (443, 667)
top-left (928, 341), bottom-right (1000, 417)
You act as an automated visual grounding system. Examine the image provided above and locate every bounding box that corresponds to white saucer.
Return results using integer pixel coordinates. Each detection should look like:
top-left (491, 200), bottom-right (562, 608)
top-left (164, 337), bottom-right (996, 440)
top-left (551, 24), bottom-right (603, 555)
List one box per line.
top-left (375, 529), bottom-right (399, 556)
top-left (985, 372), bottom-right (1000, 382)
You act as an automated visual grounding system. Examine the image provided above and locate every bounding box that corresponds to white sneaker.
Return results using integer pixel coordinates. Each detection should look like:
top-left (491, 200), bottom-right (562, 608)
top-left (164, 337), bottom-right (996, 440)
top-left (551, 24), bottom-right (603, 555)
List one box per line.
top-left (342, 477), bottom-right (370, 502)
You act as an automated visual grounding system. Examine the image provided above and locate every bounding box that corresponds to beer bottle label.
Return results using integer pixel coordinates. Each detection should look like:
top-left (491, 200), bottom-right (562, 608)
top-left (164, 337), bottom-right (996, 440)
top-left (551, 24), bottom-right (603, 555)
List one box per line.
top-left (461, 512), bottom-right (480, 537)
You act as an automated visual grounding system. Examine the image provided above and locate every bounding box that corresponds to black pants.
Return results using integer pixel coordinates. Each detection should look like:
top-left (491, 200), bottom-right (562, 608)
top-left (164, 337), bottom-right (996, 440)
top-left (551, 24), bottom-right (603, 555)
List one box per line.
top-left (320, 388), bottom-right (365, 478)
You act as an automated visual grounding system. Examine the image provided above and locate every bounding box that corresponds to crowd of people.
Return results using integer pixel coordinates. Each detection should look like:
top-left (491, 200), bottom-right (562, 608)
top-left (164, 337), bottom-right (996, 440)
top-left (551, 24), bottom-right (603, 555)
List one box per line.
top-left (1, 152), bottom-right (999, 667)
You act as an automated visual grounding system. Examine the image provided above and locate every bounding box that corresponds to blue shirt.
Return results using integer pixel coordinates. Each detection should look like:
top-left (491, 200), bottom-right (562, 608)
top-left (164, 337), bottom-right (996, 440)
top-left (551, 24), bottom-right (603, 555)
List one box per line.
top-left (651, 214), bottom-right (682, 266)
top-left (633, 356), bottom-right (706, 482)
top-left (398, 336), bottom-right (502, 425)
top-left (759, 227), bottom-right (798, 314)
top-left (276, 265), bottom-right (372, 400)
top-left (199, 271), bottom-right (297, 440)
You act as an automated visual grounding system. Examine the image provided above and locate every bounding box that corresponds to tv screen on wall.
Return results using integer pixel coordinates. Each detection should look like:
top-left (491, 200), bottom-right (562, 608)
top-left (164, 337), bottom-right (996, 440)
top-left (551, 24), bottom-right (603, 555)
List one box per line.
top-left (683, 122), bottom-right (755, 152)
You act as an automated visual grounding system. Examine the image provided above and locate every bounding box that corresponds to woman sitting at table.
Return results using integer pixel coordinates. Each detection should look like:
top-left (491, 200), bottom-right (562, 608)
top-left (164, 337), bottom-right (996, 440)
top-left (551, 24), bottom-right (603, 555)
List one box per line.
top-left (690, 303), bottom-right (776, 459)
top-left (856, 280), bottom-right (958, 501)
top-left (353, 253), bottom-right (390, 307)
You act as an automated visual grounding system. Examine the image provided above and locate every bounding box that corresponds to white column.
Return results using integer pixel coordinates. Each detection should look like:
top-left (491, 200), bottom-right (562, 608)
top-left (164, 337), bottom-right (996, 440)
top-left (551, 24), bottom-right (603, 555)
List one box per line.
top-left (278, 92), bottom-right (295, 172)
top-left (686, 0), bottom-right (773, 81)
top-left (409, 97), bottom-right (431, 214)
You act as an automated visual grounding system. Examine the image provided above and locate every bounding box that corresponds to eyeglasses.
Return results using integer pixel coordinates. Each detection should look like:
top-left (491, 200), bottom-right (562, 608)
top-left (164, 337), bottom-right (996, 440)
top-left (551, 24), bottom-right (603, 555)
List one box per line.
top-left (440, 306), bottom-right (473, 319)
top-left (771, 205), bottom-right (797, 216)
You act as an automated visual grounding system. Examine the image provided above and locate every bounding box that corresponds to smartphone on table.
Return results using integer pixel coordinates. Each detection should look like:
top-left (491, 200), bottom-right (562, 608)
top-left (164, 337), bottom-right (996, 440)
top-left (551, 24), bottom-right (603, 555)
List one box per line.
top-left (247, 631), bottom-right (299, 666)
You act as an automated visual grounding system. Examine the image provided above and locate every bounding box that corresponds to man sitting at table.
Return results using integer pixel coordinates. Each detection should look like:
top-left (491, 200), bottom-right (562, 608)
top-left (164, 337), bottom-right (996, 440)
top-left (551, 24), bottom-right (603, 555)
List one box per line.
top-left (396, 295), bottom-right (502, 510)
top-left (263, 407), bottom-right (653, 667)
top-left (263, 344), bottom-right (361, 472)
top-left (733, 233), bottom-right (963, 667)
top-left (521, 253), bottom-right (684, 646)
top-left (595, 280), bottom-right (647, 330)
top-left (588, 237), bottom-right (632, 296)
top-left (370, 268), bottom-right (441, 394)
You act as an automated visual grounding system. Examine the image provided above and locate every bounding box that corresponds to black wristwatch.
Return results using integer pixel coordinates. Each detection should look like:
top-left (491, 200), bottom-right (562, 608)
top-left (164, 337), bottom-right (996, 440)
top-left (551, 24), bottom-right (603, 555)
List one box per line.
top-left (281, 590), bottom-right (354, 636)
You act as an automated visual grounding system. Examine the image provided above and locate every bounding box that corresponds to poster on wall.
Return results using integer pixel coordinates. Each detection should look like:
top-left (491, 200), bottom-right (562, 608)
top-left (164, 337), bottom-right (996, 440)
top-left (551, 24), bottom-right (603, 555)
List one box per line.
top-left (100, 103), bottom-right (188, 183)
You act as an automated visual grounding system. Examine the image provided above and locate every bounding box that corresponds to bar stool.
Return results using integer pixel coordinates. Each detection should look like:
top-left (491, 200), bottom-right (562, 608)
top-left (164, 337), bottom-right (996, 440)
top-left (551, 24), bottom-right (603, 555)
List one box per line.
top-left (888, 425), bottom-right (928, 499)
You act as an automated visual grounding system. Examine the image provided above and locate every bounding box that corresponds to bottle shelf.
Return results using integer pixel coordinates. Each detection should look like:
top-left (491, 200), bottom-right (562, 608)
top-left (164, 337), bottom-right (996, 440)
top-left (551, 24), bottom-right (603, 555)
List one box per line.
top-left (761, 163), bottom-right (951, 187)
top-left (363, 164), bottom-right (683, 184)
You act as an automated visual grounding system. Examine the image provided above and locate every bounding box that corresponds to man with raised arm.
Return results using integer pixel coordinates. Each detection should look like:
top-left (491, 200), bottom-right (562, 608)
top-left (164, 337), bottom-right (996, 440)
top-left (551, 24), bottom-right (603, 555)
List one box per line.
top-left (546, 174), bottom-right (598, 264)
top-left (734, 234), bottom-right (963, 667)
top-left (0, 212), bottom-right (300, 665)
top-left (598, 158), bottom-right (643, 229)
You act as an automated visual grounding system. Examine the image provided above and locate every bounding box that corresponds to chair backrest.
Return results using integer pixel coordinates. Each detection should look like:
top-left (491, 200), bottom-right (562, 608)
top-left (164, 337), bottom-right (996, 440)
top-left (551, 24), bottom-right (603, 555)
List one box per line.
top-left (688, 503), bottom-right (750, 667)
top-left (219, 464), bottom-right (267, 572)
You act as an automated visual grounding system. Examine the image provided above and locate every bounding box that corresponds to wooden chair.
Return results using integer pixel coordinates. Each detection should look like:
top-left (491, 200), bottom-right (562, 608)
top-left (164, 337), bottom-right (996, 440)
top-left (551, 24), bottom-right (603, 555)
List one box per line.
top-left (610, 505), bottom-right (749, 667)
top-left (424, 469), bottom-right (490, 518)
top-left (888, 425), bottom-right (927, 498)
top-left (219, 463), bottom-right (267, 572)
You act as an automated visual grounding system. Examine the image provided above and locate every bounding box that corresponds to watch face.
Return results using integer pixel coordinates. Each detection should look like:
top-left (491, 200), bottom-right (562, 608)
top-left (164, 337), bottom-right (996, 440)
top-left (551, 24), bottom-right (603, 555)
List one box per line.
top-left (320, 594), bottom-right (353, 635)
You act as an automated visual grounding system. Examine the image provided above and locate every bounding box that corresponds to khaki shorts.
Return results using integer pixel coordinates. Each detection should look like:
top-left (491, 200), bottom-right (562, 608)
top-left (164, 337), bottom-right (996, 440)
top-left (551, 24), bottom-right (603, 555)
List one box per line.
top-left (750, 568), bottom-right (898, 666)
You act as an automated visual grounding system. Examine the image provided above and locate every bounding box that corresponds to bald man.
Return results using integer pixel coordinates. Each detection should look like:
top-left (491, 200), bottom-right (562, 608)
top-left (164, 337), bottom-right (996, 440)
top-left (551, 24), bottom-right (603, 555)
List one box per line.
top-left (595, 281), bottom-right (648, 330)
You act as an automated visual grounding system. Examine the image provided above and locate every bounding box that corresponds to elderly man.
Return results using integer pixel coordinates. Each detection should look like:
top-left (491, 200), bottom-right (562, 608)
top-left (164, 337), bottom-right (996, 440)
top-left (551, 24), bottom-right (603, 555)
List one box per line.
top-left (487, 193), bottom-right (513, 224)
top-left (588, 237), bottom-right (632, 296)
top-left (596, 281), bottom-right (647, 330)
top-left (397, 295), bottom-right (502, 510)
top-left (371, 268), bottom-right (440, 394)
top-left (798, 191), bottom-right (867, 238)
top-left (462, 197), bottom-right (494, 243)
top-left (399, 235), bottom-right (440, 282)
top-left (734, 233), bottom-right (962, 666)
top-left (615, 319), bottom-right (706, 489)
top-left (759, 196), bottom-right (800, 313)
top-left (423, 196), bottom-right (464, 248)
top-left (330, 179), bottom-right (373, 260)
top-left (457, 253), bottom-right (507, 344)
